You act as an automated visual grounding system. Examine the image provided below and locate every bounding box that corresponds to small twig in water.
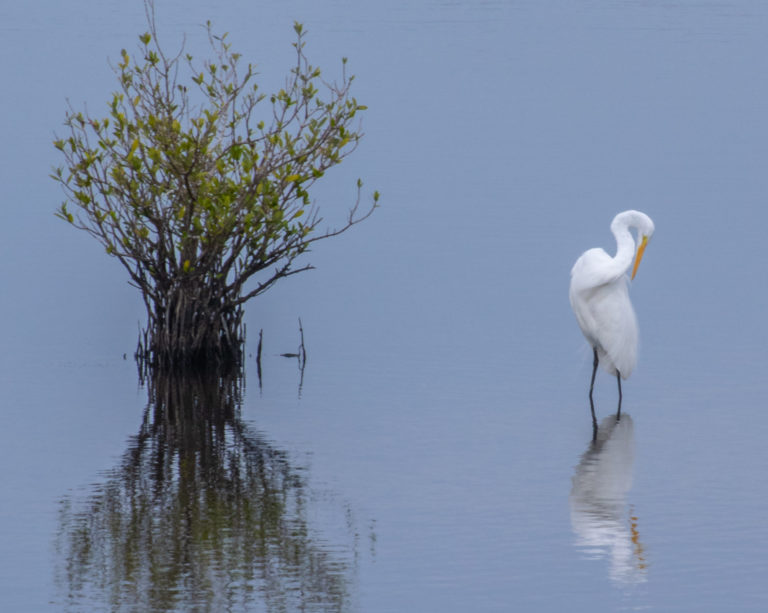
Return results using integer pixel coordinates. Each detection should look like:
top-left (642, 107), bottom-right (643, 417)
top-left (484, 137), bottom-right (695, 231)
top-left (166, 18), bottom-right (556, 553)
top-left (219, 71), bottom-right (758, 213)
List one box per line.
top-left (256, 328), bottom-right (263, 390)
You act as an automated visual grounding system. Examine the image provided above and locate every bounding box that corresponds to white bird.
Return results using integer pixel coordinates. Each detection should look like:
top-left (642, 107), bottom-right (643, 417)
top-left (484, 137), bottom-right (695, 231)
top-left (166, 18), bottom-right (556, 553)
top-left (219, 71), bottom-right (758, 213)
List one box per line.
top-left (569, 210), bottom-right (654, 426)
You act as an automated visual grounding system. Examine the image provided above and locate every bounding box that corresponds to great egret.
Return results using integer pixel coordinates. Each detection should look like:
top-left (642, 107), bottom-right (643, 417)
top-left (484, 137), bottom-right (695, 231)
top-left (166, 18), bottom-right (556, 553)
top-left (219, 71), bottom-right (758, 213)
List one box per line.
top-left (569, 210), bottom-right (654, 425)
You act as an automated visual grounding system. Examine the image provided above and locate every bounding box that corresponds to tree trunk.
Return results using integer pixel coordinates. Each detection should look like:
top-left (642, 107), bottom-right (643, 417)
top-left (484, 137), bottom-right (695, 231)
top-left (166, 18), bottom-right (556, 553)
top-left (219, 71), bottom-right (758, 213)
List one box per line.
top-left (138, 282), bottom-right (245, 373)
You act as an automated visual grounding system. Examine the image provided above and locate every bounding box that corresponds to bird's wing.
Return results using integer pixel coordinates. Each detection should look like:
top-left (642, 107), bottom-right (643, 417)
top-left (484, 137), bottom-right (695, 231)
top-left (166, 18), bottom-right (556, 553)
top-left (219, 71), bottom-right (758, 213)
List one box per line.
top-left (570, 249), bottom-right (638, 378)
top-left (583, 278), bottom-right (638, 378)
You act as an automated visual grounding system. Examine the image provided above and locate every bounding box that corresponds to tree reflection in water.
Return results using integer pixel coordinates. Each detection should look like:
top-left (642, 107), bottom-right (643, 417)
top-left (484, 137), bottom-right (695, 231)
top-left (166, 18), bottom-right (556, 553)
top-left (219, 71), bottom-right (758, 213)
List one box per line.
top-left (55, 370), bottom-right (355, 612)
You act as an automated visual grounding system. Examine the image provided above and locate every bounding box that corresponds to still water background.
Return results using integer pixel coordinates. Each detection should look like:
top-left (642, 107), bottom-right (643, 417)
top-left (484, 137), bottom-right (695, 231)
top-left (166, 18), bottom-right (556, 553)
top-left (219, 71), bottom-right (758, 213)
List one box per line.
top-left (1, 0), bottom-right (768, 611)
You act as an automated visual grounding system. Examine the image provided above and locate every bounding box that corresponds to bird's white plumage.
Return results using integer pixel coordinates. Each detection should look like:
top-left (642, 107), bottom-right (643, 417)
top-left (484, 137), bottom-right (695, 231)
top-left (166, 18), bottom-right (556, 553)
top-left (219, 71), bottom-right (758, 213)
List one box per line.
top-left (569, 210), bottom-right (654, 380)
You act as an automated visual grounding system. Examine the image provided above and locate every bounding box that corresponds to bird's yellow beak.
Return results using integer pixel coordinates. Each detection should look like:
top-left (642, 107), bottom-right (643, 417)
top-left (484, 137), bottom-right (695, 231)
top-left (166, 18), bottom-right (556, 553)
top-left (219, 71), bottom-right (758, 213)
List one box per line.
top-left (631, 235), bottom-right (649, 280)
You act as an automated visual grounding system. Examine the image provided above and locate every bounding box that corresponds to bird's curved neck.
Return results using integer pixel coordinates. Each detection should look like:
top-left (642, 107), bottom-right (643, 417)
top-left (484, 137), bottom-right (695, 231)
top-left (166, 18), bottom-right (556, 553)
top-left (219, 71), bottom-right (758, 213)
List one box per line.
top-left (610, 223), bottom-right (636, 277)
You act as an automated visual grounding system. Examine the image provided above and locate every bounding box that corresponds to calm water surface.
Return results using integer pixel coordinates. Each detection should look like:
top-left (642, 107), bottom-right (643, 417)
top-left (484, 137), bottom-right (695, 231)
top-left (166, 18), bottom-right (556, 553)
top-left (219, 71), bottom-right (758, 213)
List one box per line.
top-left (1, 1), bottom-right (767, 611)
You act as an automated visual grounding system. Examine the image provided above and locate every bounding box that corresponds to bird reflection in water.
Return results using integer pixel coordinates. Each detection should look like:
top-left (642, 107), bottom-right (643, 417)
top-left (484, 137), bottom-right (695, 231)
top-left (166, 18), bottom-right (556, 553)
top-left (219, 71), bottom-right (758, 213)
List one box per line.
top-left (55, 369), bottom-right (362, 612)
top-left (570, 414), bottom-right (647, 585)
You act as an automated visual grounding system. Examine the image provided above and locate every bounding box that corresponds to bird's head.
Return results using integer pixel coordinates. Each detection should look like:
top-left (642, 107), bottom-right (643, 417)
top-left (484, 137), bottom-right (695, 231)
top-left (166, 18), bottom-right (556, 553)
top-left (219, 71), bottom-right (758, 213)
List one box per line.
top-left (629, 212), bottom-right (654, 280)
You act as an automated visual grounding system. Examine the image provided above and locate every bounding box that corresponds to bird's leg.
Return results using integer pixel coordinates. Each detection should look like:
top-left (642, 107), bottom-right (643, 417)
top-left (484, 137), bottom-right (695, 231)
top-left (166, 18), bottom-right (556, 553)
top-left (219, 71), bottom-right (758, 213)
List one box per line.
top-left (589, 348), bottom-right (599, 401)
top-left (590, 348), bottom-right (598, 437)
top-left (616, 372), bottom-right (623, 420)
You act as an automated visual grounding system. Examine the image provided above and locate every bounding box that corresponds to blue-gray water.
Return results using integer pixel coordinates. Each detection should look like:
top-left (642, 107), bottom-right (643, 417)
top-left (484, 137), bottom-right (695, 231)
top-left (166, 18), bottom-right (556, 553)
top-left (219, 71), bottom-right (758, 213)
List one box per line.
top-left (1, 1), bottom-right (767, 611)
